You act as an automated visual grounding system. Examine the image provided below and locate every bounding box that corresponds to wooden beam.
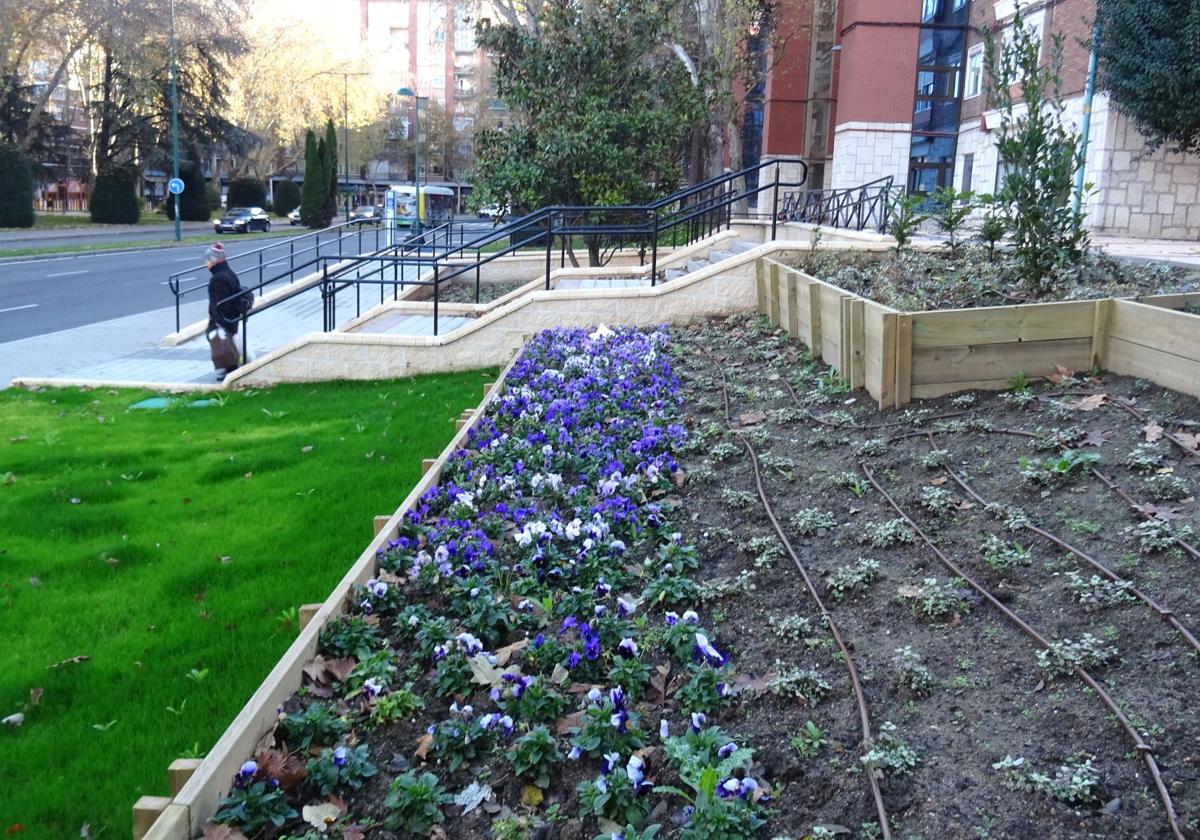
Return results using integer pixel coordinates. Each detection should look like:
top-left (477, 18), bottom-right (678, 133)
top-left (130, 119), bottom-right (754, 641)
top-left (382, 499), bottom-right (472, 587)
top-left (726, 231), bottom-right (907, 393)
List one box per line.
top-left (373, 515), bottom-right (392, 537)
top-left (421, 458), bottom-right (436, 474)
top-left (895, 314), bottom-right (913, 408)
top-left (808, 282), bottom-right (822, 358)
top-left (168, 759), bottom-right (203, 797)
top-left (1091, 299), bottom-right (1112, 371)
top-left (850, 298), bottom-right (866, 390)
top-left (298, 603), bottom-right (322, 631)
top-left (785, 271), bottom-right (800, 337)
top-left (133, 796), bottom-right (171, 840)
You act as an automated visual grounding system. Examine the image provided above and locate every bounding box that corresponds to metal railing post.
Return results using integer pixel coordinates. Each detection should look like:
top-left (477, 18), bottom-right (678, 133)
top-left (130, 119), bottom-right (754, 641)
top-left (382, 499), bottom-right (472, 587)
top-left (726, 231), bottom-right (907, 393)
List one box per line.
top-left (544, 213), bottom-right (553, 290)
top-left (433, 264), bottom-right (440, 336)
top-left (771, 166), bottom-right (780, 241)
top-left (257, 250), bottom-right (263, 290)
top-left (650, 211), bottom-right (659, 287)
top-left (240, 313), bottom-right (248, 368)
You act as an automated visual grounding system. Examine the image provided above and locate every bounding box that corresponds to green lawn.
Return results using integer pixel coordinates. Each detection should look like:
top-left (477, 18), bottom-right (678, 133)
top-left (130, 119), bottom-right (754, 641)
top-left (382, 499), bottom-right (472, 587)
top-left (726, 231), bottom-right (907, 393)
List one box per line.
top-left (0, 372), bottom-right (496, 839)
top-left (0, 228), bottom-right (299, 260)
top-left (0, 212), bottom-right (176, 232)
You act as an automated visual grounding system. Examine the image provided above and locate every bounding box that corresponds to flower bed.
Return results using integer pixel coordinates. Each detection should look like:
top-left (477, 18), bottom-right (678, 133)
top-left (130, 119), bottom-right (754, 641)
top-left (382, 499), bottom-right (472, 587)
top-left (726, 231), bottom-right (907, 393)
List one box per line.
top-left (202, 317), bottom-right (1200, 840)
top-left (207, 326), bottom-right (773, 839)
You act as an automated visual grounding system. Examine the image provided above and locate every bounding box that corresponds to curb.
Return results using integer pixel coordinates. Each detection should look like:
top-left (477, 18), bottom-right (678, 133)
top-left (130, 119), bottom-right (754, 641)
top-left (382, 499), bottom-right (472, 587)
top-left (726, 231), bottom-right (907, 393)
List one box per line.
top-left (0, 229), bottom-right (301, 265)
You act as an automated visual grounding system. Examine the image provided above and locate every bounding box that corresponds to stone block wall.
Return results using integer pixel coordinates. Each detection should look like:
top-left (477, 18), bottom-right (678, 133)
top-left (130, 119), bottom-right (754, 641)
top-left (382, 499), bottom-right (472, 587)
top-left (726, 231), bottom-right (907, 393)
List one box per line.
top-left (831, 122), bottom-right (913, 190)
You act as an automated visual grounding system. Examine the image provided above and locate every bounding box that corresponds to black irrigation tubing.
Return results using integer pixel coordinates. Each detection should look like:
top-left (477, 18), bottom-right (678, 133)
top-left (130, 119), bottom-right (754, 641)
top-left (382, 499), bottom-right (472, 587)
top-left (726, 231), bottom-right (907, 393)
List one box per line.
top-left (858, 460), bottom-right (1187, 840)
top-left (933, 445), bottom-right (1200, 657)
top-left (708, 355), bottom-right (894, 839)
top-left (1090, 468), bottom-right (1200, 564)
top-left (776, 375), bottom-right (969, 431)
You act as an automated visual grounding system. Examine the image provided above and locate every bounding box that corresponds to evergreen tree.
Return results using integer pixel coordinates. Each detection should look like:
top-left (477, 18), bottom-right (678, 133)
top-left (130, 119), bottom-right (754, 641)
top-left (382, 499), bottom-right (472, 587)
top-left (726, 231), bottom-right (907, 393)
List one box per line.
top-left (227, 177), bottom-right (267, 209)
top-left (323, 119), bottom-right (340, 223)
top-left (164, 165), bottom-right (211, 222)
top-left (274, 180), bottom-right (302, 216)
top-left (0, 142), bottom-right (35, 228)
top-left (89, 167), bottom-right (141, 224)
top-left (1096, 0), bottom-right (1200, 154)
top-left (300, 129), bottom-right (326, 227)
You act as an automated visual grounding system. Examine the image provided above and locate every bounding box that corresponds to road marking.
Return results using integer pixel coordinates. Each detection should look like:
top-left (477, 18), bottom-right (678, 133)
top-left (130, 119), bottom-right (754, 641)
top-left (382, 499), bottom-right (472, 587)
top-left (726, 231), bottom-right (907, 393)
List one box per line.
top-left (174, 257), bottom-right (197, 262)
top-left (0, 303), bottom-right (38, 314)
top-left (46, 269), bottom-right (88, 278)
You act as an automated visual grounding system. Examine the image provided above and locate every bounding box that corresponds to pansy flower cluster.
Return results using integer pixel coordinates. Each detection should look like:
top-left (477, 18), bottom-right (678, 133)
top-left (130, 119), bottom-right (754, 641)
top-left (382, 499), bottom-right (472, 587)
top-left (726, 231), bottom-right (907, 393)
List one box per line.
top-left (215, 326), bottom-right (768, 838)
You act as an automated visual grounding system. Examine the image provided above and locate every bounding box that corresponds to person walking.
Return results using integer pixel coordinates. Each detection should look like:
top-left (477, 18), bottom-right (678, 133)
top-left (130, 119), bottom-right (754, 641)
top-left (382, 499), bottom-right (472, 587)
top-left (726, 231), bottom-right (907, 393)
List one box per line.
top-left (205, 242), bottom-right (245, 379)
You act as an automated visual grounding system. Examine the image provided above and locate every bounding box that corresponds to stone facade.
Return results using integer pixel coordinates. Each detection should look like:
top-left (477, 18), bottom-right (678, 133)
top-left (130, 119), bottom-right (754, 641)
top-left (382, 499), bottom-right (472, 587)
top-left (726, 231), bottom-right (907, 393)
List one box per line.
top-left (955, 92), bottom-right (1200, 239)
top-left (830, 122), bottom-right (913, 190)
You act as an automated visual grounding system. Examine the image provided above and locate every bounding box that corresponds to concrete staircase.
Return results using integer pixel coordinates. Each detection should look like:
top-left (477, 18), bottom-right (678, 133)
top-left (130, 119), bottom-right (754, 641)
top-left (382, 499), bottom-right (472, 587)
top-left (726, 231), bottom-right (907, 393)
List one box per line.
top-left (557, 239), bottom-right (758, 292)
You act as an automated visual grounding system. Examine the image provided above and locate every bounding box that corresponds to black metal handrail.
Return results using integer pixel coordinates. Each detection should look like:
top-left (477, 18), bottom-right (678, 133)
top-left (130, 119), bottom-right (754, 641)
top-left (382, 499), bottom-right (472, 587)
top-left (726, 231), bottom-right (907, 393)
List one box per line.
top-left (777, 176), bottom-right (897, 234)
top-left (221, 158), bottom-right (823, 361)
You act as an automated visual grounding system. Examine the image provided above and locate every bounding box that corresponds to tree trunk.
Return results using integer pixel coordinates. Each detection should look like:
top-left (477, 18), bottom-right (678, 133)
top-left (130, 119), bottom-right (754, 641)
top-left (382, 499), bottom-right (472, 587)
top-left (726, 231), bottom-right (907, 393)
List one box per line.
top-left (585, 234), bottom-right (601, 268)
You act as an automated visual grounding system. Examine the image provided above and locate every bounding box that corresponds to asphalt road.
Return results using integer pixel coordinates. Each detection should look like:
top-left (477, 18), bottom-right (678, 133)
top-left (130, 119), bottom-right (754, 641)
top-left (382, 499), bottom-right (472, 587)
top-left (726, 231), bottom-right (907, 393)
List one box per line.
top-left (0, 220), bottom-right (500, 344)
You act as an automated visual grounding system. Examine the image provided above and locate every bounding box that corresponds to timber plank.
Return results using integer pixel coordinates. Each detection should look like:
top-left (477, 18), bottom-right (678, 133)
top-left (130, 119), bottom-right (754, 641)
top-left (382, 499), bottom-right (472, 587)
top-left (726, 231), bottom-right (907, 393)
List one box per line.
top-left (911, 337), bottom-right (1092, 385)
top-left (910, 300), bottom-right (1095, 349)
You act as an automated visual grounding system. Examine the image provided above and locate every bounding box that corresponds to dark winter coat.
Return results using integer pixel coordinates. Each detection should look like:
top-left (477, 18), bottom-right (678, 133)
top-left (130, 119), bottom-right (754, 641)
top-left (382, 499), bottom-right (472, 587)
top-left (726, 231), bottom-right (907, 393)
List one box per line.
top-left (207, 261), bottom-right (243, 334)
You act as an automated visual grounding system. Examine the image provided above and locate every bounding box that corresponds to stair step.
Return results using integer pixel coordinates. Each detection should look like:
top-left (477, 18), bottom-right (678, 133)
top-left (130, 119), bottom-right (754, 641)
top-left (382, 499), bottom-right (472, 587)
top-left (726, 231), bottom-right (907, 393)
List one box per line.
top-left (686, 259), bottom-right (710, 273)
top-left (730, 240), bottom-right (757, 253)
top-left (708, 250), bottom-right (733, 262)
top-left (665, 268), bottom-right (687, 281)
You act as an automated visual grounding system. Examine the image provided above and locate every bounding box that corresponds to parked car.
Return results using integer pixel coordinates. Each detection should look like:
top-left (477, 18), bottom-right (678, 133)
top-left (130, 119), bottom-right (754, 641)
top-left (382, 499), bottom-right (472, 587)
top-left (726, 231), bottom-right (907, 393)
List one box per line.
top-left (287, 207), bottom-right (302, 225)
top-left (477, 203), bottom-right (508, 220)
top-left (348, 204), bottom-right (382, 225)
top-left (214, 207), bottom-right (271, 233)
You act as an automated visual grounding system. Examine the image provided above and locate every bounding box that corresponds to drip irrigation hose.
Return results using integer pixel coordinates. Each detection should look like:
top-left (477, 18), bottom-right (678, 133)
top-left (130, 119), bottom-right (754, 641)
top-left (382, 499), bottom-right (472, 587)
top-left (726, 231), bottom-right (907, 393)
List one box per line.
top-left (1090, 467), bottom-right (1200, 564)
top-left (858, 461), bottom-right (1186, 840)
top-left (710, 358), bottom-right (894, 839)
top-left (932, 443), bottom-right (1200, 656)
top-left (778, 375), bottom-right (967, 432)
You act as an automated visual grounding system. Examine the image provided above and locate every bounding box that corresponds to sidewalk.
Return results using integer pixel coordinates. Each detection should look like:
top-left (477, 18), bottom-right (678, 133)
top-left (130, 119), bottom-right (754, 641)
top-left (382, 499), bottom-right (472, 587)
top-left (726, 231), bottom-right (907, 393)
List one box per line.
top-left (1092, 235), bottom-right (1200, 269)
top-left (2, 266), bottom-right (429, 390)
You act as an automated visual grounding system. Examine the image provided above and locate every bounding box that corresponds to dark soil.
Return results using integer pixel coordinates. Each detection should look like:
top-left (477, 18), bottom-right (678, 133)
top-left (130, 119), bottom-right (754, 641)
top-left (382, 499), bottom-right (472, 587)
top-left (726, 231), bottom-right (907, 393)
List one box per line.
top-left (667, 315), bottom-right (1200, 839)
top-left (781, 247), bottom-right (1200, 312)
top-left (439, 278), bottom-right (530, 305)
top-left (225, 316), bottom-right (1200, 840)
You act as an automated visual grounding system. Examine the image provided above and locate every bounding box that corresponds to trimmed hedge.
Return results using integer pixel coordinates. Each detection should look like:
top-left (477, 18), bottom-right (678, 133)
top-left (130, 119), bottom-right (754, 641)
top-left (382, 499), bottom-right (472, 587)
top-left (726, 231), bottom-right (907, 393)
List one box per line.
top-left (274, 180), bottom-right (301, 216)
top-left (164, 166), bottom-right (212, 221)
top-left (89, 168), bottom-right (140, 225)
top-left (0, 143), bottom-right (35, 228)
top-left (227, 177), bottom-right (266, 209)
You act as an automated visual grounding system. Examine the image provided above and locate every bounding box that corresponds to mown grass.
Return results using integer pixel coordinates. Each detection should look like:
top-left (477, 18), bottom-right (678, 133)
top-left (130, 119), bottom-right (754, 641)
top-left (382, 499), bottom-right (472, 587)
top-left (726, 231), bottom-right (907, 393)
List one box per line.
top-left (0, 372), bottom-right (496, 839)
top-left (0, 228), bottom-right (298, 260)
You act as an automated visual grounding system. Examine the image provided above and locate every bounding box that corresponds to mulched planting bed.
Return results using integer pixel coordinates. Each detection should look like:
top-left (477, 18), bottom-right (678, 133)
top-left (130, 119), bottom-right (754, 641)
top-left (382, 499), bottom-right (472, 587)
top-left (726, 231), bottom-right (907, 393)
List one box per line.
top-left (782, 247), bottom-right (1200, 311)
top-left (208, 318), bottom-right (1200, 840)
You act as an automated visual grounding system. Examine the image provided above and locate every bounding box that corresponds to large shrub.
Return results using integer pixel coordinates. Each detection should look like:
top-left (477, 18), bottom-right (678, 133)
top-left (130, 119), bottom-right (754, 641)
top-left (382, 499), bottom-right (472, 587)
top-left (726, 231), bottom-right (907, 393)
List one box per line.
top-left (164, 166), bottom-right (212, 221)
top-left (89, 168), bottom-right (141, 224)
top-left (0, 142), bottom-right (35, 228)
top-left (273, 180), bottom-right (301, 216)
top-left (227, 177), bottom-right (266, 209)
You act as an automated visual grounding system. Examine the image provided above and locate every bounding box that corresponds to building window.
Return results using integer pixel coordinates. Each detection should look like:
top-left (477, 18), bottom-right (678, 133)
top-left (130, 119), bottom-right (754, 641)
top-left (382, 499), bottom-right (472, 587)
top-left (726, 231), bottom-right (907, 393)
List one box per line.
top-left (965, 44), bottom-right (984, 98)
top-left (954, 0), bottom-right (968, 7)
top-left (961, 153), bottom-right (974, 192)
top-left (922, 0), bottom-right (940, 21)
top-left (1002, 10), bottom-right (1044, 67)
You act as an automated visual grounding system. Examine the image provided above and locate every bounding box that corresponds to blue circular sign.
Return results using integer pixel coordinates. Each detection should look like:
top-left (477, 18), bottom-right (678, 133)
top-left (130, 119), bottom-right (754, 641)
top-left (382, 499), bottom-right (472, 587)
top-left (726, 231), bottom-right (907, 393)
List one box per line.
top-left (167, 178), bottom-right (185, 195)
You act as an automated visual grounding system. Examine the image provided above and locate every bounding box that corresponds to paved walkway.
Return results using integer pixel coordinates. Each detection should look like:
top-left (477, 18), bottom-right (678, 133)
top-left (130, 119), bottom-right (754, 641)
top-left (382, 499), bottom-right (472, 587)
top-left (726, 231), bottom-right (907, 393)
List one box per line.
top-left (1092, 235), bottom-right (1200, 269)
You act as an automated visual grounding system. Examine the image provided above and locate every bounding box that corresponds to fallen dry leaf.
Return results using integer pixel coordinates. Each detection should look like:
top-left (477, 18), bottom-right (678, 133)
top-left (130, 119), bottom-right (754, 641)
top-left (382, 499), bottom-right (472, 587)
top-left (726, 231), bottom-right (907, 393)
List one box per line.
top-left (46, 655), bottom-right (89, 670)
top-left (2, 713), bottom-right (24, 727)
top-left (414, 732), bottom-right (433, 760)
top-left (555, 710), bottom-right (585, 735)
top-left (521, 784), bottom-right (544, 807)
top-left (200, 824), bottom-right (248, 840)
top-left (29, 688), bottom-right (42, 707)
top-left (1046, 364), bottom-right (1075, 385)
top-left (648, 663), bottom-right (673, 705)
top-left (896, 584), bottom-right (924, 599)
top-left (1174, 432), bottom-right (1200, 451)
top-left (1065, 394), bottom-right (1109, 412)
top-left (1143, 422), bottom-right (1165, 443)
top-left (493, 638), bottom-right (529, 667)
top-left (1081, 430), bottom-right (1113, 448)
top-left (255, 748), bottom-right (308, 791)
top-left (341, 826), bottom-right (366, 840)
top-left (301, 445), bottom-right (314, 453)
top-left (929, 477), bottom-right (948, 486)
top-left (1136, 504), bottom-right (1186, 522)
top-left (737, 410), bottom-right (768, 427)
top-left (732, 672), bottom-right (775, 694)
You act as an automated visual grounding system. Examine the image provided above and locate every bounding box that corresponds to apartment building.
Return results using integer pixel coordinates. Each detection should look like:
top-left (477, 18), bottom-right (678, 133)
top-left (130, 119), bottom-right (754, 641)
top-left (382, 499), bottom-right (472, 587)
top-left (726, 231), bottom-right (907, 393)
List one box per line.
top-left (760, 0), bottom-right (1200, 239)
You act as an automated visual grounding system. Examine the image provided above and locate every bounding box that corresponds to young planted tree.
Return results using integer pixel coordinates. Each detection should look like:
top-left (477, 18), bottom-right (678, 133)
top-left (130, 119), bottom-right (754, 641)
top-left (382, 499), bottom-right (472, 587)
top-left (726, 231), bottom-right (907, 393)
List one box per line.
top-left (472, 0), bottom-right (700, 266)
top-left (0, 141), bottom-right (34, 228)
top-left (985, 9), bottom-right (1089, 293)
top-left (1096, 0), bottom-right (1200, 154)
top-left (930, 186), bottom-right (975, 257)
top-left (323, 119), bottom-right (339, 223)
top-left (300, 129), bottom-right (327, 228)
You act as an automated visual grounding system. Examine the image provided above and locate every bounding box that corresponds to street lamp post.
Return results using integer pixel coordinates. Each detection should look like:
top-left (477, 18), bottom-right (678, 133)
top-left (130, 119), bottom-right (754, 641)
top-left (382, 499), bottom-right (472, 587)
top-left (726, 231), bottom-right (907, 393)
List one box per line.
top-left (396, 86), bottom-right (422, 235)
top-left (169, 0), bottom-right (180, 241)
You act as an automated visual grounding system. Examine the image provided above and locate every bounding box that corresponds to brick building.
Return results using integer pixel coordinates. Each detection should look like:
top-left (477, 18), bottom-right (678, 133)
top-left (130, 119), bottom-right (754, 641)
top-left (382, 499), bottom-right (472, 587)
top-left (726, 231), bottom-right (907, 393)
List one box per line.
top-left (760, 0), bottom-right (1200, 239)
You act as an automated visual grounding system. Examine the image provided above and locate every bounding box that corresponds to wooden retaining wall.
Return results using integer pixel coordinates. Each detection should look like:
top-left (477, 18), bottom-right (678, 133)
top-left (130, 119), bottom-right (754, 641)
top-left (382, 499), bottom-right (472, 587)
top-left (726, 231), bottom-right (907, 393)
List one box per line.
top-left (140, 357), bottom-right (521, 840)
top-left (758, 257), bottom-right (1200, 408)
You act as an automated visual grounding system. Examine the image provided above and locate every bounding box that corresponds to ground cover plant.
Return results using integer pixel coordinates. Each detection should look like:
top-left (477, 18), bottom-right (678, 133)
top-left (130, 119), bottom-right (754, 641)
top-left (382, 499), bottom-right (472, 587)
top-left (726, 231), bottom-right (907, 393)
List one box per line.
top-left (0, 371), bottom-right (494, 839)
top-left (207, 317), bottom-right (1200, 839)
